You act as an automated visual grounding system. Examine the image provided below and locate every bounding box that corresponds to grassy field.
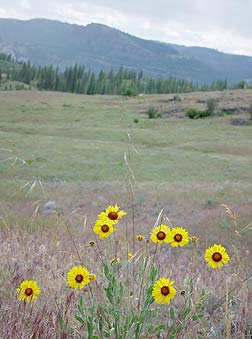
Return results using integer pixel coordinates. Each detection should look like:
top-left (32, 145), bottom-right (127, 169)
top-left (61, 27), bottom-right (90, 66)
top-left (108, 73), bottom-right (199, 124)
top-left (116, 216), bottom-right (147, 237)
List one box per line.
top-left (0, 89), bottom-right (252, 231)
top-left (0, 89), bottom-right (252, 338)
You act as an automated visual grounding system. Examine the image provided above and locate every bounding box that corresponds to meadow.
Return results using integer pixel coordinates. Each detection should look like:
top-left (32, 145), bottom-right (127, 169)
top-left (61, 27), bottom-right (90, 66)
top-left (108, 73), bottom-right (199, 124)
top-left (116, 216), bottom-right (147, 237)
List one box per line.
top-left (0, 89), bottom-right (252, 338)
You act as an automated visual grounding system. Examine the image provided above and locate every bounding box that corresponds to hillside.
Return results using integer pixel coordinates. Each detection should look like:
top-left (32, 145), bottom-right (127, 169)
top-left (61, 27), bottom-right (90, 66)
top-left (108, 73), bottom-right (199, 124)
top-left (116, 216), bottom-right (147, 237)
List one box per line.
top-left (1, 18), bottom-right (252, 84)
top-left (0, 54), bottom-right (21, 73)
top-left (0, 54), bottom-right (28, 90)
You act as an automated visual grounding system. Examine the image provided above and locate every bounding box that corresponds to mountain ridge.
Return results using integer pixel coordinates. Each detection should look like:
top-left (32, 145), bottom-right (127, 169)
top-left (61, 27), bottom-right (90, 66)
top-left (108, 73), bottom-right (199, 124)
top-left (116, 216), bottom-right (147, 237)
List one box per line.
top-left (0, 18), bottom-right (252, 84)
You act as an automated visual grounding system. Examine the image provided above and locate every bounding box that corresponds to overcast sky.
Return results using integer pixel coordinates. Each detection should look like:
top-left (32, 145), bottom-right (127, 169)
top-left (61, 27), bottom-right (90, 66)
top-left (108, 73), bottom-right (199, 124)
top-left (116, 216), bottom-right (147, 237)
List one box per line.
top-left (0, 0), bottom-right (252, 56)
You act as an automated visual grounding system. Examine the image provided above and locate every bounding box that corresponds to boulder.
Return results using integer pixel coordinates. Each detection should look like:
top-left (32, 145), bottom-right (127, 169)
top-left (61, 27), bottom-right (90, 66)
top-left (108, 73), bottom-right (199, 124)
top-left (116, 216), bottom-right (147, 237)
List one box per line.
top-left (42, 201), bottom-right (63, 215)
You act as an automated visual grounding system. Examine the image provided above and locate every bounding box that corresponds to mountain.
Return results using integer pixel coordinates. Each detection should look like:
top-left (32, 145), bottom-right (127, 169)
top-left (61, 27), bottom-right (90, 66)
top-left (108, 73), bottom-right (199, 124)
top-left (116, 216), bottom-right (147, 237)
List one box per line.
top-left (0, 18), bottom-right (252, 84)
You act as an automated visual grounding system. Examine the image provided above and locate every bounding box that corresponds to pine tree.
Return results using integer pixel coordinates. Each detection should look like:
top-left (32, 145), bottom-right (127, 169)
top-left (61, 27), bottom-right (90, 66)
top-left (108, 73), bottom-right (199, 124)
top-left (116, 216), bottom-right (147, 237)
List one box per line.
top-left (87, 73), bottom-right (96, 95)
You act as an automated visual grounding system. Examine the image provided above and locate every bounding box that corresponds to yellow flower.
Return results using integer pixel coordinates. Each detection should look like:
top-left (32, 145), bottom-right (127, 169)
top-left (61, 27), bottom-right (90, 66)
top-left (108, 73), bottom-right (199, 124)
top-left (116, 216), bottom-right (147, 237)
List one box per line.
top-left (152, 277), bottom-right (177, 304)
top-left (150, 224), bottom-right (171, 244)
top-left (128, 252), bottom-right (133, 259)
top-left (93, 219), bottom-right (116, 239)
top-left (88, 274), bottom-right (97, 282)
top-left (167, 227), bottom-right (189, 247)
top-left (16, 280), bottom-right (41, 302)
top-left (136, 234), bottom-right (145, 241)
top-left (67, 266), bottom-right (90, 289)
top-left (98, 205), bottom-right (127, 224)
top-left (205, 244), bottom-right (230, 269)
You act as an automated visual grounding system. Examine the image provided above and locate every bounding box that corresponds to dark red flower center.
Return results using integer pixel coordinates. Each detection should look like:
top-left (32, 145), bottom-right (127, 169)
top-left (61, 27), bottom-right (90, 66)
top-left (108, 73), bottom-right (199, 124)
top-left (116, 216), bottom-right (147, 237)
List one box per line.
top-left (157, 231), bottom-right (166, 240)
top-left (161, 286), bottom-right (170, 296)
top-left (174, 234), bottom-right (183, 242)
top-left (212, 252), bottom-right (222, 262)
top-left (108, 212), bottom-right (118, 220)
top-left (75, 274), bottom-right (84, 283)
top-left (25, 288), bottom-right (33, 296)
top-left (101, 224), bottom-right (109, 233)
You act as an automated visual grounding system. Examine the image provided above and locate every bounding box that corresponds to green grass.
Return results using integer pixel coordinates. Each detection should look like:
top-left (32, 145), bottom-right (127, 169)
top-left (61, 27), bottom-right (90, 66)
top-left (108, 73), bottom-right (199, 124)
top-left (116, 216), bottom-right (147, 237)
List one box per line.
top-left (0, 80), bottom-right (31, 91)
top-left (0, 91), bottom-right (251, 183)
top-left (0, 90), bottom-right (251, 229)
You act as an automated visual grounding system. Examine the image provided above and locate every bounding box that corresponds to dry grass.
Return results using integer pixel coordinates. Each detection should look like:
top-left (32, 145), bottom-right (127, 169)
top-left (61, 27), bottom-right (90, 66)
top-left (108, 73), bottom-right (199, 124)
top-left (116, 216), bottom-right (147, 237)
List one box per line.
top-left (0, 202), bottom-right (252, 338)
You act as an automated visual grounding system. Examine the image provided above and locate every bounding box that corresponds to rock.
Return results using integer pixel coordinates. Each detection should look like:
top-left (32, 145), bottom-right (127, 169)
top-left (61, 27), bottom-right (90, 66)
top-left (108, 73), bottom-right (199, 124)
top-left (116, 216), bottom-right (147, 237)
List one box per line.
top-left (42, 201), bottom-right (63, 215)
top-left (231, 118), bottom-right (252, 126)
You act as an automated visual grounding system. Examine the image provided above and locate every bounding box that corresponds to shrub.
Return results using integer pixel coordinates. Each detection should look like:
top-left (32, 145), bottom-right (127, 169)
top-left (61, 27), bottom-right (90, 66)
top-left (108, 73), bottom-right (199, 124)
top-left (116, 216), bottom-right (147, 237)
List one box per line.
top-left (134, 118), bottom-right (139, 123)
top-left (124, 88), bottom-right (137, 97)
top-left (220, 108), bottom-right (236, 116)
top-left (206, 99), bottom-right (217, 114)
top-left (186, 108), bottom-right (211, 119)
top-left (235, 80), bottom-right (245, 89)
top-left (147, 106), bottom-right (161, 119)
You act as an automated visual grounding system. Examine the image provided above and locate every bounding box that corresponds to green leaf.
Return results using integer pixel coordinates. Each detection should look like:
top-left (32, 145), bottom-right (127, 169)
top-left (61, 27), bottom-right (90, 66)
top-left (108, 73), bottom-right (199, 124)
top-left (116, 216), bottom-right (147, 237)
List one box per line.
top-left (104, 332), bottom-right (110, 338)
top-left (108, 307), bottom-right (120, 321)
top-left (182, 307), bottom-right (190, 320)
top-left (170, 306), bottom-right (175, 319)
top-left (154, 324), bottom-right (166, 334)
top-left (200, 288), bottom-right (206, 298)
top-left (148, 264), bottom-right (160, 283)
top-left (195, 303), bottom-right (205, 311)
top-left (192, 314), bottom-right (204, 321)
top-left (189, 277), bottom-right (193, 292)
top-left (195, 289), bottom-right (207, 310)
top-left (169, 324), bottom-right (176, 333)
top-left (104, 286), bottom-right (114, 304)
top-left (87, 321), bottom-right (93, 338)
top-left (78, 297), bottom-right (85, 316)
top-left (59, 318), bottom-right (65, 330)
top-left (177, 324), bottom-right (184, 333)
top-left (147, 325), bottom-right (154, 334)
top-left (80, 297), bottom-right (83, 309)
top-left (116, 282), bottom-right (124, 304)
top-left (103, 263), bottom-right (112, 281)
top-left (75, 315), bottom-right (85, 324)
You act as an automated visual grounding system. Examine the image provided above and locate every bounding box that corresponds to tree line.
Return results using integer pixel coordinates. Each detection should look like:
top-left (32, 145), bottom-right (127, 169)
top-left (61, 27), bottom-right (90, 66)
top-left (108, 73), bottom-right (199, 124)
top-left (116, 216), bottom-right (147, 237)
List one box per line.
top-left (1, 53), bottom-right (251, 95)
top-left (9, 62), bottom-right (228, 94)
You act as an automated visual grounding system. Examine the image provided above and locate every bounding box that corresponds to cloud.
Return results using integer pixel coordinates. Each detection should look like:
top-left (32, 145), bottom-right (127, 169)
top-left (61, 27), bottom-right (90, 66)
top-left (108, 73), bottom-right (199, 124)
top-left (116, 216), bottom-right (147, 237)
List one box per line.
top-left (19, 0), bottom-right (31, 11)
top-left (0, 5), bottom-right (28, 19)
top-left (0, 0), bottom-right (252, 56)
top-left (64, 0), bottom-right (252, 38)
top-left (51, 1), bottom-right (128, 28)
